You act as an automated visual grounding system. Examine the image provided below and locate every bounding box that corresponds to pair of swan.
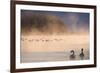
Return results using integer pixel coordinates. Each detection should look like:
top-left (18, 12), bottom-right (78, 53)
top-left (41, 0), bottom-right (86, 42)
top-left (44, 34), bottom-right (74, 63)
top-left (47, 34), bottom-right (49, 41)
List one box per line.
top-left (70, 48), bottom-right (84, 59)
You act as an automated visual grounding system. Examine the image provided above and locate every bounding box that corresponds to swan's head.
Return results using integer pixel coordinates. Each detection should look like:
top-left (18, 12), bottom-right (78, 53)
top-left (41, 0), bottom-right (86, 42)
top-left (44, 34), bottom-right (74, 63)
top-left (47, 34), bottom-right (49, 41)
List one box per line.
top-left (81, 48), bottom-right (84, 52)
top-left (70, 50), bottom-right (75, 55)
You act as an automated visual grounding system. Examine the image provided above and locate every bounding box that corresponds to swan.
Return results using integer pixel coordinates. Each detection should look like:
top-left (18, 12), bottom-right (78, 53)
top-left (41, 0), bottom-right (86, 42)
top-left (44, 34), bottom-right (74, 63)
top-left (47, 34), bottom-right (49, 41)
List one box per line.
top-left (79, 48), bottom-right (84, 57)
top-left (70, 50), bottom-right (75, 59)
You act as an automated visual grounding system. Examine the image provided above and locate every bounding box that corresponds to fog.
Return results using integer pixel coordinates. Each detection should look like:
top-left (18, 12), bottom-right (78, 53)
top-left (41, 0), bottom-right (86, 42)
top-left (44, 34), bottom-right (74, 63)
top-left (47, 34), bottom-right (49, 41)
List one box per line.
top-left (21, 12), bottom-right (67, 35)
top-left (20, 10), bottom-right (90, 62)
top-left (21, 34), bottom-right (89, 52)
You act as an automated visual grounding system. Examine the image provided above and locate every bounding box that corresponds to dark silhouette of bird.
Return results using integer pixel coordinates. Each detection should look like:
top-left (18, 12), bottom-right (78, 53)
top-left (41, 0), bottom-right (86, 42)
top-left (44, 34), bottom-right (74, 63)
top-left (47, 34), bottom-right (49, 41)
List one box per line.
top-left (79, 48), bottom-right (84, 59)
top-left (79, 48), bottom-right (84, 60)
top-left (70, 50), bottom-right (76, 59)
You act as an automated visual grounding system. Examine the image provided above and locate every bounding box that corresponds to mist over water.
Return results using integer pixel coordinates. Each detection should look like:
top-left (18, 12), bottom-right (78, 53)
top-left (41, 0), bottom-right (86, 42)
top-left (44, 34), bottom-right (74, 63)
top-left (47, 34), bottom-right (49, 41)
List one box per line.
top-left (21, 11), bottom-right (67, 35)
top-left (20, 35), bottom-right (89, 63)
top-left (20, 10), bottom-right (90, 63)
top-left (21, 10), bottom-right (89, 35)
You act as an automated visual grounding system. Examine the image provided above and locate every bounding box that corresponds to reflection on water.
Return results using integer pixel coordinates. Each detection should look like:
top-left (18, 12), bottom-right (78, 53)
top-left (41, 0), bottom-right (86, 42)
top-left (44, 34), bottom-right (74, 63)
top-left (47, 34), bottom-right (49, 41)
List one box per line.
top-left (21, 49), bottom-right (89, 63)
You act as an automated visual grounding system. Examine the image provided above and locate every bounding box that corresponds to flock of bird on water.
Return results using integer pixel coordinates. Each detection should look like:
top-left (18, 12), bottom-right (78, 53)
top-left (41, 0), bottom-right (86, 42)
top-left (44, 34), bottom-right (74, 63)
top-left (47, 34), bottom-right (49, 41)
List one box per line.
top-left (21, 38), bottom-right (63, 42)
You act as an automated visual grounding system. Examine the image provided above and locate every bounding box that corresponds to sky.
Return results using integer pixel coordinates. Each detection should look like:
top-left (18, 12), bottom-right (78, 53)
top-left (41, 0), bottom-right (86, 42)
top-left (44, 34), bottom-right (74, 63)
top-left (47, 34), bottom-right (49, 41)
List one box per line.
top-left (21, 10), bottom-right (90, 34)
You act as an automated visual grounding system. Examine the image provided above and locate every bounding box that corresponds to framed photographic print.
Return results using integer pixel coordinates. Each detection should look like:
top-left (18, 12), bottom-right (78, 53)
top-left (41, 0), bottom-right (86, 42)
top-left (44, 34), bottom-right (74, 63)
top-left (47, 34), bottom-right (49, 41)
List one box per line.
top-left (10, 0), bottom-right (97, 73)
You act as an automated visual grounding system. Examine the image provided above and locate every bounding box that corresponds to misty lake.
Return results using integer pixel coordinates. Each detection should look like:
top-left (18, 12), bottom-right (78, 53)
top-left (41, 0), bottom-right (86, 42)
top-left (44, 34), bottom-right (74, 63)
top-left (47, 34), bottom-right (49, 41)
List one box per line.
top-left (20, 35), bottom-right (89, 63)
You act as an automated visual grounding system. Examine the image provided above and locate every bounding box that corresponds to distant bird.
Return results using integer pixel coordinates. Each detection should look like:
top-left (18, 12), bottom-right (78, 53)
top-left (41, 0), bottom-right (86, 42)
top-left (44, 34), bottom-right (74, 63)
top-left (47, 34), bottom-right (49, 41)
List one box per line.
top-left (32, 39), bottom-right (34, 41)
top-left (29, 40), bottom-right (31, 42)
top-left (79, 48), bottom-right (84, 58)
top-left (25, 38), bottom-right (27, 40)
top-left (21, 38), bottom-right (24, 41)
top-left (36, 39), bottom-right (39, 41)
top-left (45, 40), bottom-right (49, 42)
top-left (70, 50), bottom-right (75, 59)
top-left (54, 39), bottom-right (58, 41)
top-left (42, 40), bottom-right (44, 42)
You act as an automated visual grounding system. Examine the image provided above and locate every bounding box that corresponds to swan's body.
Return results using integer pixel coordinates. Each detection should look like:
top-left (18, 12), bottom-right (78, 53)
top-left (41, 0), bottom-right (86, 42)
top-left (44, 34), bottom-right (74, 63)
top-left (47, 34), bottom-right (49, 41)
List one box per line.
top-left (70, 50), bottom-right (75, 59)
top-left (79, 48), bottom-right (84, 58)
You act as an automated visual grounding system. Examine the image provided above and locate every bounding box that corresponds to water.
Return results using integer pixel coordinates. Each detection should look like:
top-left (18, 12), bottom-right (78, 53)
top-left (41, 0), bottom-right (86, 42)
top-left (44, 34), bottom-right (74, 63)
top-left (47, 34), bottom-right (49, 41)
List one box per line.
top-left (21, 50), bottom-right (89, 63)
top-left (20, 35), bottom-right (89, 63)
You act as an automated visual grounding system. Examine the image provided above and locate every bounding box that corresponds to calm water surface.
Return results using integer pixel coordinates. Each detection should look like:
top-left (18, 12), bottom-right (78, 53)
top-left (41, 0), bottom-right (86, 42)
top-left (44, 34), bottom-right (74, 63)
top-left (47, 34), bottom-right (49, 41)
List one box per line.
top-left (21, 50), bottom-right (89, 63)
